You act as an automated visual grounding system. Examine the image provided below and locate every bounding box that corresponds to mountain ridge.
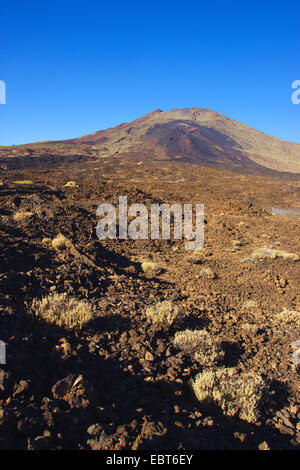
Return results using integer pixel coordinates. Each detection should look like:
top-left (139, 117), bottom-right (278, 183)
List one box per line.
top-left (1, 108), bottom-right (300, 174)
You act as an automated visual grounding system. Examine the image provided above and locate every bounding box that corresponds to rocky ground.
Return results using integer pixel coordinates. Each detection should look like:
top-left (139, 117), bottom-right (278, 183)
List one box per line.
top-left (0, 159), bottom-right (300, 450)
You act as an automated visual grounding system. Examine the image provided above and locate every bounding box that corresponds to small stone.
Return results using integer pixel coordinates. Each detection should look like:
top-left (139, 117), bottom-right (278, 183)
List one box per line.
top-left (290, 404), bottom-right (299, 416)
top-left (145, 351), bottom-right (154, 361)
top-left (251, 246), bottom-right (299, 261)
top-left (13, 380), bottom-right (29, 397)
top-left (234, 432), bottom-right (246, 443)
top-left (258, 441), bottom-right (270, 450)
top-left (275, 422), bottom-right (294, 436)
top-left (276, 410), bottom-right (294, 428)
top-left (52, 374), bottom-right (94, 409)
top-left (87, 423), bottom-right (101, 436)
top-left (240, 257), bottom-right (257, 264)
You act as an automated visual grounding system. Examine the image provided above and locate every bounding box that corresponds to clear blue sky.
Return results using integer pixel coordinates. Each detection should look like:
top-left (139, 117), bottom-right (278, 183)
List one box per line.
top-left (0, 1), bottom-right (299, 145)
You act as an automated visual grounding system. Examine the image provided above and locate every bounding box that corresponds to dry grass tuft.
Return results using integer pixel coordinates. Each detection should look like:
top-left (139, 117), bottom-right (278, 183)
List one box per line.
top-left (238, 221), bottom-right (249, 228)
top-left (184, 249), bottom-right (205, 264)
top-left (192, 367), bottom-right (266, 423)
top-left (145, 300), bottom-right (184, 326)
top-left (242, 300), bottom-right (258, 311)
top-left (13, 180), bottom-right (34, 185)
top-left (277, 308), bottom-right (300, 328)
top-left (199, 267), bottom-right (216, 279)
top-left (185, 248), bottom-right (211, 264)
top-left (30, 293), bottom-right (93, 329)
top-left (141, 261), bottom-right (161, 276)
top-left (241, 323), bottom-right (259, 336)
top-left (13, 211), bottom-right (34, 222)
top-left (64, 181), bottom-right (79, 188)
top-left (51, 233), bottom-right (71, 251)
top-left (173, 329), bottom-right (224, 367)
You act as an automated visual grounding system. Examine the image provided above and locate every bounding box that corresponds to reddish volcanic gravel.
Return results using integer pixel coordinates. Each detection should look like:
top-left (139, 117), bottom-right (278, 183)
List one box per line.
top-left (0, 160), bottom-right (300, 450)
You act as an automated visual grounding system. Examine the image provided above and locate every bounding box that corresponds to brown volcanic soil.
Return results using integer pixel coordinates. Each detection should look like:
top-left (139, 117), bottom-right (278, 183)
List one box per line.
top-left (0, 159), bottom-right (300, 450)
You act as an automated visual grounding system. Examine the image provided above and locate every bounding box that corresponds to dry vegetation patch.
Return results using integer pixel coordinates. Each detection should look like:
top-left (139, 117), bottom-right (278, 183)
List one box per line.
top-left (145, 300), bottom-right (184, 326)
top-left (199, 267), bottom-right (216, 279)
top-left (13, 211), bottom-right (34, 222)
top-left (51, 233), bottom-right (72, 251)
top-left (192, 367), bottom-right (267, 423)
top-left (173, 329), bottom-right (224, 367)
top-left (30, 293), bottom-right (93, 329)
top-left (64, 181), bottom-right (79, 188)
top-left (141, 261), bottom-right (161, 276)
top-left (13, 180), bottom-right (34, 185)
top-left (242, 300), bottom-right (259, 311)
top-left (241, 323), bottom-right (260, 336)
top-left (277, 308), bottom-right (300, 328)
top-left (184, 249), bottom-right (206, 264)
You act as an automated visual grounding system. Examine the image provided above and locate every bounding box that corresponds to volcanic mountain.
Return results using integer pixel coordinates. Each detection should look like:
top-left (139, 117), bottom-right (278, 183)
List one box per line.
top-left (1, 108), bottom-right (300, 175)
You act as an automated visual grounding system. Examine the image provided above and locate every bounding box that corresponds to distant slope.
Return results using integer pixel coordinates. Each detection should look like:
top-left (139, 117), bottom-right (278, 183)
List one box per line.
top-left (1, 108), bottom-right (300, 174)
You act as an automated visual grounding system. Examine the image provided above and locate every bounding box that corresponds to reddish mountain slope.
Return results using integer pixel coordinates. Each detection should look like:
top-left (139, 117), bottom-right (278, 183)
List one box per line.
top-left (1, 108), bottom-right (300, 174)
